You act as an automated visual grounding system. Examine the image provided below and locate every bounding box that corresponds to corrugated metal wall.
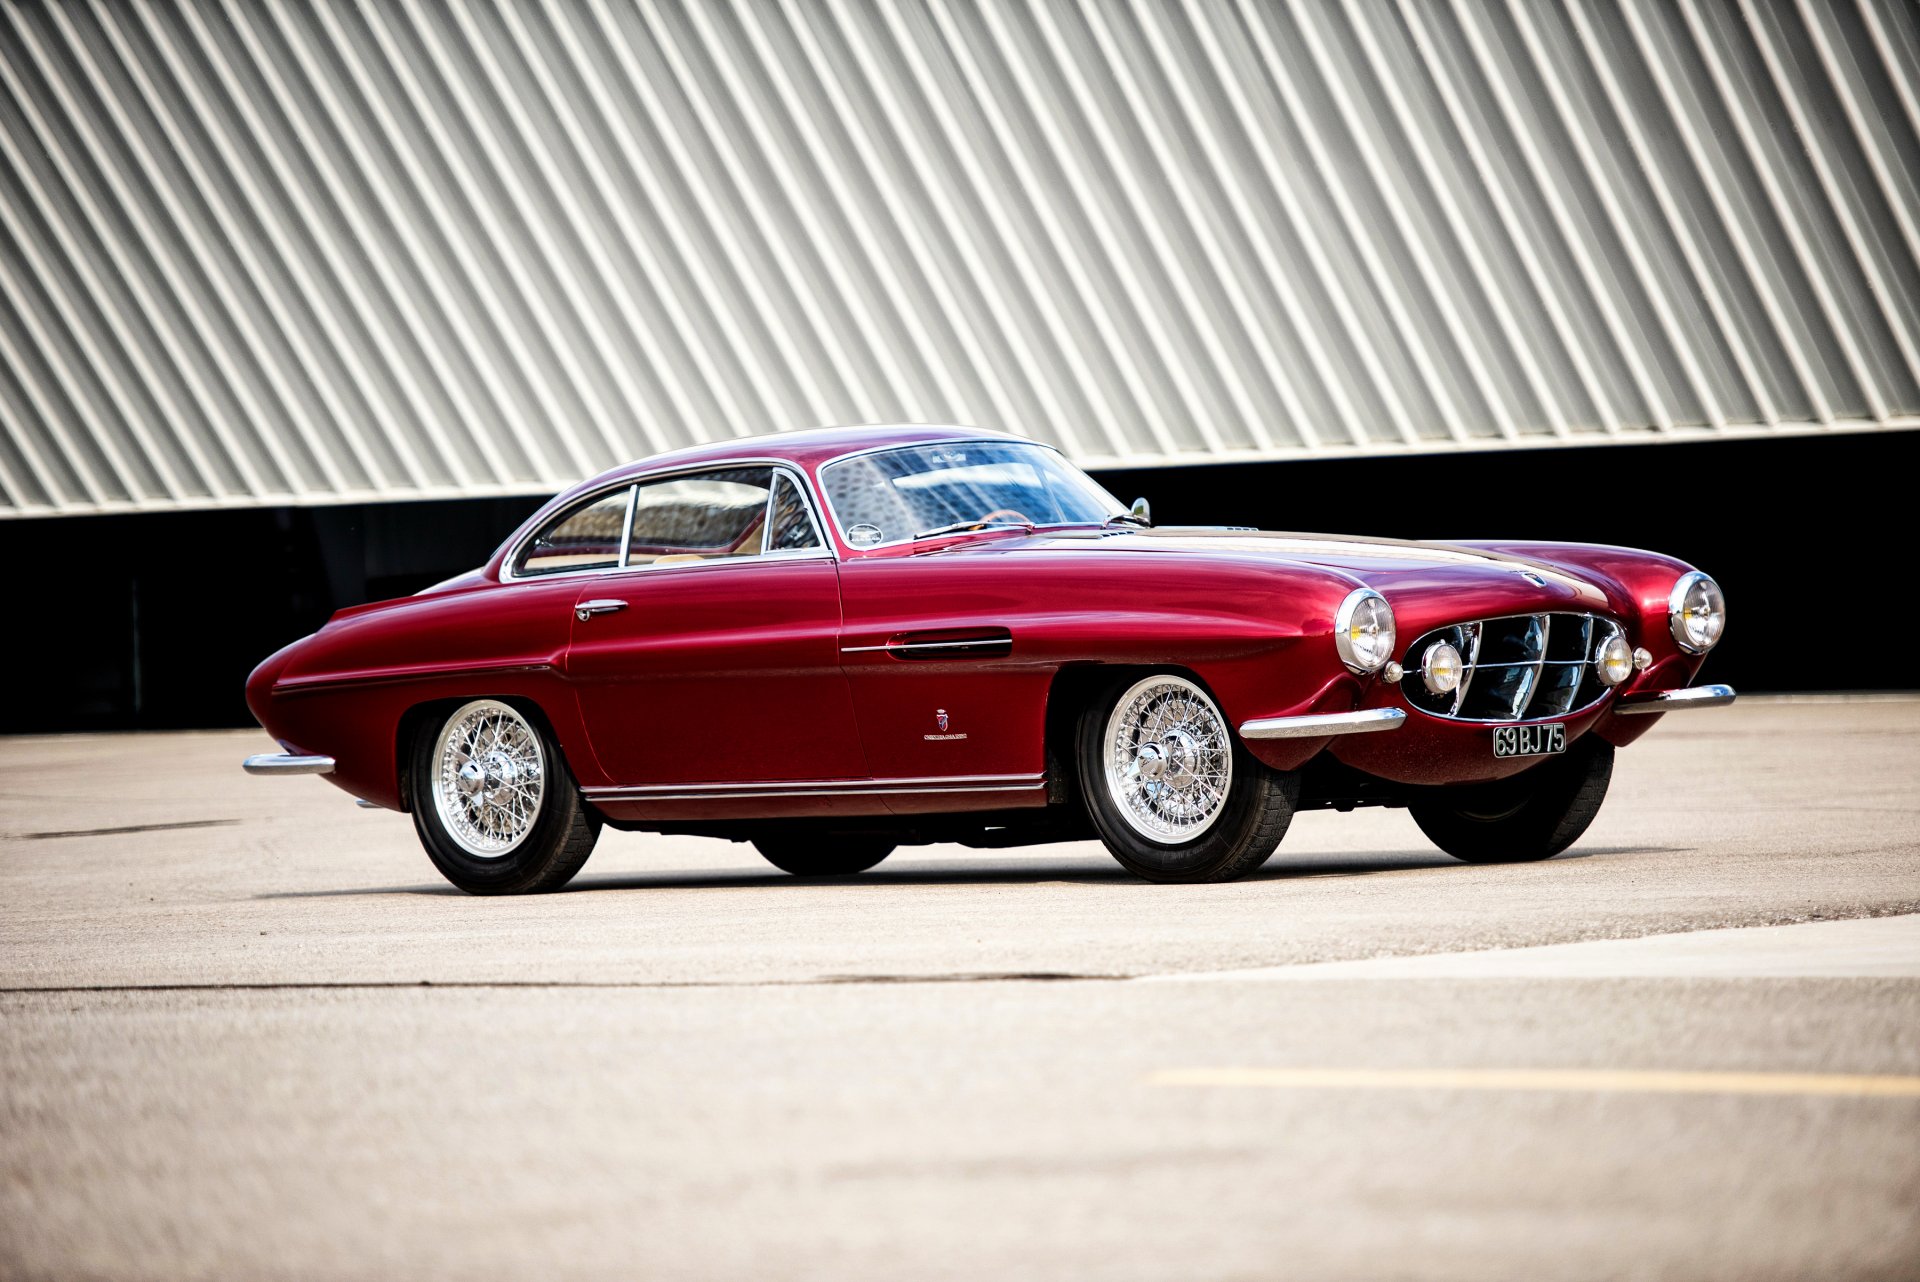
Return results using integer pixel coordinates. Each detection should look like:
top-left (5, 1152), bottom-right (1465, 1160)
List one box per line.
top-left (3, 0), bottom-right (1918, 517)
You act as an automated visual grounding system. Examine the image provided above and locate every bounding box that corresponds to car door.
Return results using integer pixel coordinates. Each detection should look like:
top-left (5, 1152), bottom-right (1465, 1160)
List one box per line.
top-left (564, 467), bottom-right (866, 787)
top-left (835, 553), bottom-right (1051, 785)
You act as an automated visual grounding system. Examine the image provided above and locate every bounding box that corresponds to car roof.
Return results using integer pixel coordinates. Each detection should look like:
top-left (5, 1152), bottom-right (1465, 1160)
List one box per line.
top-left (485, 424), bottom-right (1039, 578)
top-left (575, 423), bottom-right (1029, 492)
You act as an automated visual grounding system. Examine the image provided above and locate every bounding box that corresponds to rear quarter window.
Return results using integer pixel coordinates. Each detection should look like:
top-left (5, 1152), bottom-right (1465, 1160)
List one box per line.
top-left (516, 489), bottom-right (631, 576)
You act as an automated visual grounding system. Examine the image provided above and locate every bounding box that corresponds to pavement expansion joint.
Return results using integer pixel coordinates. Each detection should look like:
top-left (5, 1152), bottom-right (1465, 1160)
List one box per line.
top-left (0, 972), bottom-right (1134, 994)
top-left (1144, 1068), bottom-right (1920, 1097)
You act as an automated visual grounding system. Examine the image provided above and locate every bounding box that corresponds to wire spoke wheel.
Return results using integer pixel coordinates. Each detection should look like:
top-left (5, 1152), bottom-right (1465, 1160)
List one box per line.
top-left (1102, 675), bottom-right (1234, 844)
top-left (431, 699), bottom-right (546, 859)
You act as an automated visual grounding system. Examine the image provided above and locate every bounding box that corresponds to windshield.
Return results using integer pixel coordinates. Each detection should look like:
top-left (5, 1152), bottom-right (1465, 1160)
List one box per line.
top-left (820, 441), bottom-right (1125, 548)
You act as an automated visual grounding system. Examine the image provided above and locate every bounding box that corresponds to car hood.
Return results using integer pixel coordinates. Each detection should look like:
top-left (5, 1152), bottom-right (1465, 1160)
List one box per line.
top-left (972, 527), bottom-right (1617, 616)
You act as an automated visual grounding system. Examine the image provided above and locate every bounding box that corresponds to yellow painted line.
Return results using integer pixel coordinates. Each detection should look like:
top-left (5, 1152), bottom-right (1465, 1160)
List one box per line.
top-left (1146, 1068), bottom-right (1920, 1097)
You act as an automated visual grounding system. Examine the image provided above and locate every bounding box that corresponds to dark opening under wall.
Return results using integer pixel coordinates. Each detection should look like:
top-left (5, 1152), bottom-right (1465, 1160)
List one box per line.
top-left (2, 429), bottom-right (1910, 734)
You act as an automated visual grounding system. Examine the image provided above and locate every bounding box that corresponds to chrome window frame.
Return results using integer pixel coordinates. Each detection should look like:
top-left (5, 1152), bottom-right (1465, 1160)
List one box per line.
top-left (506, 484), bottom-right (639, 582)
top-left (761, 469), bottom-right (828, 555)
top-left (815, 438), bottom-right (1124, 552)
top-left (501, 459), bottom-right (834, 584)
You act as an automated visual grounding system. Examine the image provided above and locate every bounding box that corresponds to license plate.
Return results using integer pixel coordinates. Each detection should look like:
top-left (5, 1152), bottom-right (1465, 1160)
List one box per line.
top-left (1493, 723), bottom-right (1566, 758)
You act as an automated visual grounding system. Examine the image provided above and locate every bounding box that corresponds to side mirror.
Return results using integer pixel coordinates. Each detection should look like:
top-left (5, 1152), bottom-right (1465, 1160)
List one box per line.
top-left (1130, 496), bottom-right (1152, 526)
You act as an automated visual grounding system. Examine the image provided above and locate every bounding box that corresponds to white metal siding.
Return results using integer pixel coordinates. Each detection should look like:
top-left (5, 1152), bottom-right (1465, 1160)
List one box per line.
top-left (2, 0), bottom-right (1917, 516)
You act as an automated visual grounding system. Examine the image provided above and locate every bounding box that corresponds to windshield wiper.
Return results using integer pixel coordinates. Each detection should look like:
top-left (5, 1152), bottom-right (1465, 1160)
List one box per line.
top-left (912, 519), bottom-right (1037, 541)
top-left (1103, 512), bottom-right (1151, 528)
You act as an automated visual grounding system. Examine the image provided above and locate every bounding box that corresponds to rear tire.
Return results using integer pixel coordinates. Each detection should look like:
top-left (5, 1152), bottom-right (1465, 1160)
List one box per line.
top-left (1409, 736), bottom-right (1613, 864)
top-left (408, 699), bottom-right (600, 895)
top-left (1076, 673), bottom-right (1299, 883)
top-left (752, 835), bottom-right (895, 877)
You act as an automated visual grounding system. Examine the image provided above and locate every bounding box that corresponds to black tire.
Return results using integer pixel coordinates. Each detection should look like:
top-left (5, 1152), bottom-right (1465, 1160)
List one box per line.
top-left (1075, 672), bottom-right (1300, 884)
top-left (752, 834), bottom-right (895, 877)
top-left (1409, 736), bottom-right (1614, 864)
top-left (407, 698), bottom-right (600, 895)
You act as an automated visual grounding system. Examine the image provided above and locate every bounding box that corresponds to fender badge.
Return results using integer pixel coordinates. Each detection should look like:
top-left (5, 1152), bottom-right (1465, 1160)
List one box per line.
top-left (924, 708), bottom-right (967, 742)
top-left (1520, 570), bottom-right (1548, 586)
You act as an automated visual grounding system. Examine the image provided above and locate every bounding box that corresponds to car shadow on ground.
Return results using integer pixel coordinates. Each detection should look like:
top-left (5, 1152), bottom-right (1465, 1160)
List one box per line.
top-left (255, 845), bottom-right (1680, 899)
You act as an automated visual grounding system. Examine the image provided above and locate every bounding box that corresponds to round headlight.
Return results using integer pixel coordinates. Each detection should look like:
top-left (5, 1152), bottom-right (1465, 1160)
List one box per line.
top-left (1595, 633), bottom-right (1634, 687)
top-left (1421, 641), bottom-right (1463, 694)
top-left (1668, 571), bottom-right (1726, 654)
top-left (1334, 589), bottom-right (1396, 675)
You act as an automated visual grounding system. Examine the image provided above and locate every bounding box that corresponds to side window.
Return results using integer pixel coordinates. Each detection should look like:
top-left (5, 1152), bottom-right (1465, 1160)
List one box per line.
top-left (766, 473), bottom-right (823, 552)
top-left (517, 488), bottom-right (632, 577)
top-left (626, 468), bottom-right (773, 566)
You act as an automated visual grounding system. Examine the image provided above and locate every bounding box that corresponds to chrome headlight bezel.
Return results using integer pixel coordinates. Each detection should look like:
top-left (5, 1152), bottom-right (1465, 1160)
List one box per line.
top-left (1667, 571), bottom-right (1726, 655)
top-left (1334, 588), bottom-right (1396, 675)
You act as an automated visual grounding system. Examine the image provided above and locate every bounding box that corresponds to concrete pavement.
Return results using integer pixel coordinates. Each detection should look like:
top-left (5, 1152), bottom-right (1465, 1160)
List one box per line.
top-left (3, 697), bottom-right (1918, 1279)
top-left (1151, 912), bottom-right (1920, 981)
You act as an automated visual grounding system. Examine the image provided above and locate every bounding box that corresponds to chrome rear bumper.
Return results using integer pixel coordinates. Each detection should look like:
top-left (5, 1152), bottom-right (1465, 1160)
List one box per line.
top-left (1613, 684), bottom-right (1737, 715)
top-left (1239, 708), bottom-right (1407, 740)
top-left (242, 753), bottom-right (336, 776)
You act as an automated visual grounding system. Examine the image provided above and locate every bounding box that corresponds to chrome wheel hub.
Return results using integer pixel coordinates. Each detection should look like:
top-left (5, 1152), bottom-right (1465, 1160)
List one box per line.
top-left (432, 700), bottom-right (545, 859)
top-left (1103, 676), bottom-right (1234, 844)
top-left (1157, 730), bottom-right (1200, 789)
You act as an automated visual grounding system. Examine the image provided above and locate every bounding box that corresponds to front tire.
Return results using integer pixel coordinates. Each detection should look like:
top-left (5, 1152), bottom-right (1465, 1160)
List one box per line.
top-left (1076, 673), bottom-right (1300, 883)
top-left (1409, 736), bottom-right (1613, 864)
top-left (408, 699), bottom-right (600, 895)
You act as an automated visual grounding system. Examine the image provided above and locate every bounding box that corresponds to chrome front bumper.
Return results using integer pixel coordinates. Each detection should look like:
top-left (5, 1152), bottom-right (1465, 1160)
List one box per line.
top-left (242, 753), bottom-right (336, 776)
top-left (1613, 684), bottom-right (1737, 715)
top-left (1240, 682), bottom-right (1734, 743)
top-left (1239, 708), bottom-right (1407, 740)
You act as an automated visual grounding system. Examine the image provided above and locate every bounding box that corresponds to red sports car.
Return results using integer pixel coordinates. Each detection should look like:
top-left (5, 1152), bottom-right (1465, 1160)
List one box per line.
top-left (245, 425), bottom-right (1732, 893)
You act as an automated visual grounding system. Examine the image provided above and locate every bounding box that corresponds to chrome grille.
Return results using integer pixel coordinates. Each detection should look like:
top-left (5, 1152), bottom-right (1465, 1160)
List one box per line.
top-left (1402, 613), bottom-right (1622, 723)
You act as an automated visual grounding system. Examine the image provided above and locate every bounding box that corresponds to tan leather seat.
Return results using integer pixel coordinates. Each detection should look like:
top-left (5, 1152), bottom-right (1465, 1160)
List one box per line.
top-left (650, 553), bottom-right (708, 566)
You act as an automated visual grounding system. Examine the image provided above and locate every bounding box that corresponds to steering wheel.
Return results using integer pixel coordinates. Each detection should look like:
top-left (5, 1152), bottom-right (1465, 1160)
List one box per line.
top-left (977, 508), bottom-right (1034, 527)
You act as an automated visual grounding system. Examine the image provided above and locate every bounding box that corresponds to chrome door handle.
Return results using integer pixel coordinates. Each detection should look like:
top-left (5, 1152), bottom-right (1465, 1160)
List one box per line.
top-left (575, 598), bottom-right (628, 621)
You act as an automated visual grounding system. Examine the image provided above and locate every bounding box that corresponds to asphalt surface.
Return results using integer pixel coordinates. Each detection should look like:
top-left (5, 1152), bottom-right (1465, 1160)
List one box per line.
top-left (3, 697), bottom-right (1918, 1280)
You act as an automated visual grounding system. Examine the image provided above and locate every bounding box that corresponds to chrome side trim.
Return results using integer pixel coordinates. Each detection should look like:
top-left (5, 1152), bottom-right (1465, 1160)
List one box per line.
top-left (839, 638), bottom-right (1012, 655)
top-left (582, 773), bottom-right (1046, 803)
top-left (1238, 708), bottom-right (1407, 740)
top-left (243, 753), bottom-right (336, 776)
top-left (1613, 684), bottom-right (1737, 714)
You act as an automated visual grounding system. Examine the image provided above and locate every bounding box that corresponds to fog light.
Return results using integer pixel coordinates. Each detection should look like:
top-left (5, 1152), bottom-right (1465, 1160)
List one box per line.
top-left (1597, 634), bottom-right (1634, 687)
top-left (1421, 641), bottom-right (1463, 695)
top-left (1632, 646), bottom-right (1652, 672)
